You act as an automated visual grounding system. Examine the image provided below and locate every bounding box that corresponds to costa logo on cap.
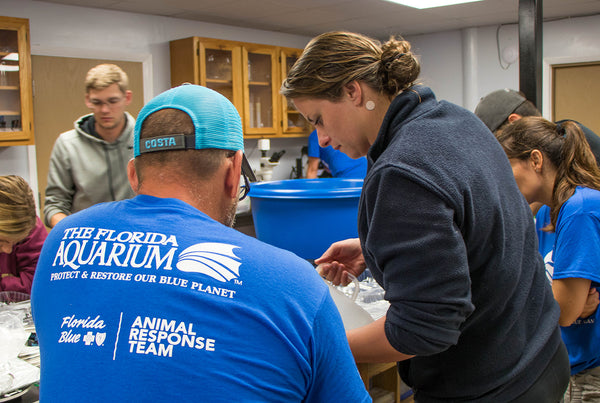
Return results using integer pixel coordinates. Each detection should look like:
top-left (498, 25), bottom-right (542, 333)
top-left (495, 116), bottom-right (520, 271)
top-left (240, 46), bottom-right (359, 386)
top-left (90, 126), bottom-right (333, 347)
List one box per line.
top-left (139, 134), bottom-right (186, 154)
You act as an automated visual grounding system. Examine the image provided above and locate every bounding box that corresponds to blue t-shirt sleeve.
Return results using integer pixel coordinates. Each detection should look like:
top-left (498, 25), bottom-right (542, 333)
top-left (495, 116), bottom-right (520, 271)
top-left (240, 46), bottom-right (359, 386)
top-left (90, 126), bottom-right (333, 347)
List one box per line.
top-left (554, 211), bottom-right (600, 284)
top-left (305, 293), bottom-right (371, 402)
top-left (307, 130), bottom-right (320, 158)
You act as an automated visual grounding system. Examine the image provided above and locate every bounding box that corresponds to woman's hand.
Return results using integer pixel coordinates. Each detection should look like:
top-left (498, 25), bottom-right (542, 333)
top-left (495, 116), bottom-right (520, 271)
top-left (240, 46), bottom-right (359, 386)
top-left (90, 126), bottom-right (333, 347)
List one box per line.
top-left (315, 238), bottom-right (366, 285)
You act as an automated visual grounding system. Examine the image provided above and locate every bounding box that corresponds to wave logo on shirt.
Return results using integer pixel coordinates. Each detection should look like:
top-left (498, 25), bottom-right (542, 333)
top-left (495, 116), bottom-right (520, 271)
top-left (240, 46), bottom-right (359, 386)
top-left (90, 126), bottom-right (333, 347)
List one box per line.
top-left (176, 242), bottom-right (241, 282)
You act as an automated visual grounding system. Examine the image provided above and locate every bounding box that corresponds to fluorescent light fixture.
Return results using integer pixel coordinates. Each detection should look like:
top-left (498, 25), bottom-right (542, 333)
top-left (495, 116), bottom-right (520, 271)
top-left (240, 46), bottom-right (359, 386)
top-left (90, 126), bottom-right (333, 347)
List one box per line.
top-left (385, 0), bottom-right (483, 9)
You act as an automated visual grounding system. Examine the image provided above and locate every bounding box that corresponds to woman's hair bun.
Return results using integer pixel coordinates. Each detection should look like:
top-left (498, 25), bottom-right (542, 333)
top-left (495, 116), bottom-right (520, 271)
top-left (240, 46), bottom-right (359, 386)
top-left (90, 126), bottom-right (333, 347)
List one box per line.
top-left (380, 37), bottom-right (420, 94)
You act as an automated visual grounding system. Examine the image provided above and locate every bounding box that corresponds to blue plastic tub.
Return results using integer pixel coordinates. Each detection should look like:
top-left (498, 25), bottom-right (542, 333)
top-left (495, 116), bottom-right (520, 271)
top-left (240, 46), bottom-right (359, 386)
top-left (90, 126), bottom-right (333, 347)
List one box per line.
top-left (248, 178), bottom-right (363, 260)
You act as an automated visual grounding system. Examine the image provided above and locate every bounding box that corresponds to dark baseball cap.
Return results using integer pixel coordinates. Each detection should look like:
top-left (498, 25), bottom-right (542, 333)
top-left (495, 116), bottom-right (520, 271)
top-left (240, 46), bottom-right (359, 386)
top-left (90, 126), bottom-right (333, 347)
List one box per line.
top-left (474, 89), bottom-right (527, 132)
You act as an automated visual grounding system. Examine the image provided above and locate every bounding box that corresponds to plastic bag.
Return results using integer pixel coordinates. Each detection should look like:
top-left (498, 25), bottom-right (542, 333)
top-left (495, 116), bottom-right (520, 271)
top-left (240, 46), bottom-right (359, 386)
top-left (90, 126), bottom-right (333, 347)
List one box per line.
top-left (0, 311), bottom-right (30, 395)
top-left (0, 311), bottom-right (28, 363)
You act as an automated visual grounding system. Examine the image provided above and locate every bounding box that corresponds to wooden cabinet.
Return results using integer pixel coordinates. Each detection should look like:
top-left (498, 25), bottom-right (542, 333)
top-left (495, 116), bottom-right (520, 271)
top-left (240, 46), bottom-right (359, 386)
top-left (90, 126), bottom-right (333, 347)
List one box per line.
top-left (0, 16), bottom-right (34, 146)
top-left (170, 37), bottom-right (310, 139)
top-left (242, 42), bottom-right (279, 136)
top-left (280, 47), bottom-right (309, 135)
top-left (358, 362), bottom-right (414, 402)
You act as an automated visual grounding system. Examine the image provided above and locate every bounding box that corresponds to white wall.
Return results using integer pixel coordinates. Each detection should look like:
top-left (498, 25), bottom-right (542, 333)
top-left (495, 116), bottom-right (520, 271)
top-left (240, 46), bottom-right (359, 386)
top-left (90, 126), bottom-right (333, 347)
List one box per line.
top-left (408, 24), bottom-right (520, 108)
top-left (2, 1), bottom-right (600, 186)
top-left (408, 13), bottom-right (600, 115)
top-left (409, 30), bottom-right (465, 106)
top-left (0, 0), bottom-right (311, 184)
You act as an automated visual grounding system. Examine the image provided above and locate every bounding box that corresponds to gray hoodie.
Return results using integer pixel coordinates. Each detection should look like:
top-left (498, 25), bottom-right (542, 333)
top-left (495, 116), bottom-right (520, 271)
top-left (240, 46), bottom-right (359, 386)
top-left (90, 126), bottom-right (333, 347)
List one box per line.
top-left (44, 113), bottom-right (136, 226)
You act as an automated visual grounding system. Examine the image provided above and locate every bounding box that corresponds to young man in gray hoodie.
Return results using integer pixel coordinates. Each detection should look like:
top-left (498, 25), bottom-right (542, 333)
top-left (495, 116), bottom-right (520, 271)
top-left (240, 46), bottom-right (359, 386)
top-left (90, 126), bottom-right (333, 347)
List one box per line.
top-left (44, 63), bottom-right (136, 228)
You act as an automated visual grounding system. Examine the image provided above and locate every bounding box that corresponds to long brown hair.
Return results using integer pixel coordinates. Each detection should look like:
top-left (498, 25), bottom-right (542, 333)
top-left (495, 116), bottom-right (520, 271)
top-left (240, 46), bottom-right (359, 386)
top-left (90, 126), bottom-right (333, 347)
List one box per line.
top-left (0, 175), bottom-right (37, 241)
top-left (496, 117), bottom-right (600, 230)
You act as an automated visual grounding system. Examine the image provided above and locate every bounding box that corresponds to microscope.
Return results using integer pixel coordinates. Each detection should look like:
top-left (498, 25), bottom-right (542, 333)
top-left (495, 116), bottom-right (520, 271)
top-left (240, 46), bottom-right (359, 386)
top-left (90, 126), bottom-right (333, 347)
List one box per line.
top-left (255, 139), bottom-right (285, 181)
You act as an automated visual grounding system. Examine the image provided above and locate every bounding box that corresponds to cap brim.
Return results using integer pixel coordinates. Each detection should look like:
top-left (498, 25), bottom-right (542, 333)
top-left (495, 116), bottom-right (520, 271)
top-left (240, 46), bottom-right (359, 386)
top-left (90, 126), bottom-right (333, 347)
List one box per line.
top-left (242, 154), bottom-right (257, 182)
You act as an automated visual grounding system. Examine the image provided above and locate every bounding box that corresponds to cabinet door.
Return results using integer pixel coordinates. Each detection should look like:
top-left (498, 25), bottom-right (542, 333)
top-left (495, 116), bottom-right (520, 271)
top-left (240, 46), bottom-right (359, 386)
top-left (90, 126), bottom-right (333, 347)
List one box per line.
top-left (280, 48), bottom-right (310, 135)
top-left (0, 17), bottom-right (33, 146)
top-left (242, 45), bottom-right (279, 137)
top-left (170, 37), bottom-right (201, 86)
top-left (199, 41), bottom-right (244, 119)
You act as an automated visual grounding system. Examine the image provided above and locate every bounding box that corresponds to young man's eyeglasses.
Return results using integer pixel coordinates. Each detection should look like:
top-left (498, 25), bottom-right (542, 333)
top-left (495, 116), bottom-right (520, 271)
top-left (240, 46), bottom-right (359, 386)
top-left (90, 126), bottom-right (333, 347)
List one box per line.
top-left (89, 97), bottom-right (125, 109)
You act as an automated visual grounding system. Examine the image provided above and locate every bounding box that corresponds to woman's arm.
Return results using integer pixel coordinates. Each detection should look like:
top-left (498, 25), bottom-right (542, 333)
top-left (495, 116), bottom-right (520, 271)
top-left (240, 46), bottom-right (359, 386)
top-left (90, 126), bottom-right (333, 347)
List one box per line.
top-left (1, 218), bottom-right (47, 293)
top-left (306, 157), bottom-right (320, 179)
top-left (552, 277), bottom-right (593, 326)
top-left (347, 317), bottom-right (415, 363)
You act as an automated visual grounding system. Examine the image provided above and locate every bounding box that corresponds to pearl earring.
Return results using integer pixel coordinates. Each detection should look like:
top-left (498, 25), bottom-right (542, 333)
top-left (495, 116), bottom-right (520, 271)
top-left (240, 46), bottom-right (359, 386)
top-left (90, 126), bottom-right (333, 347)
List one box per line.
top-left (365, 100), bottom-right (375, 111)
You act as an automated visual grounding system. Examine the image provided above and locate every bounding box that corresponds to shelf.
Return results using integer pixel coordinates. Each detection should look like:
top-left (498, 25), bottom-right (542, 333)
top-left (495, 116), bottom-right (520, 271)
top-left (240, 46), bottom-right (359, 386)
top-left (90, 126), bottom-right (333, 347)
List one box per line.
top-left (248, 81), bottom-right (271, 86)
top-left (0, 17), bottom-right (33, 146)
top-left (206, 78), bottom-right (233, 84)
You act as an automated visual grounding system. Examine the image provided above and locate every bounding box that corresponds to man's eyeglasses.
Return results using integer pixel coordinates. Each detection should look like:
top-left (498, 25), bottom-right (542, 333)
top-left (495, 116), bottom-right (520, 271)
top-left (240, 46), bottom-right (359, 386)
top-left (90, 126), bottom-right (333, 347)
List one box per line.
top-left (226, 151), bottom-right (255, 201)
top-left (89, 97), bottom-right (125, 109)
top-left (239, 171), bottom-right (250, 201)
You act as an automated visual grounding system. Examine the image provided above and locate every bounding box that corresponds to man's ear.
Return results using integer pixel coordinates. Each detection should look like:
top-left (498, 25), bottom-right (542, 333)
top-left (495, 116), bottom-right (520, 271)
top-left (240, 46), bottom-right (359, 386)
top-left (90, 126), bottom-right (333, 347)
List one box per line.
top-left (124, 90), bottom-right (133, 106)
top-left (84, 93), bottom-right (93, 109)
top-left (224, 151), bottom-right (243, 199)
top-left (507, 113), bottom-right (522, 124)
top-left (127, 158), bottom-right (139, 193)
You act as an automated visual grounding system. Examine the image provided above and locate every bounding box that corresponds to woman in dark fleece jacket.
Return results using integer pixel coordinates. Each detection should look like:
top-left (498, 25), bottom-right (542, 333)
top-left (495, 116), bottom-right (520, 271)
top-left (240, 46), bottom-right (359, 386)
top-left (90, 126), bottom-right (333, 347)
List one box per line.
top-left (282, 31), bottom-right (569, 402)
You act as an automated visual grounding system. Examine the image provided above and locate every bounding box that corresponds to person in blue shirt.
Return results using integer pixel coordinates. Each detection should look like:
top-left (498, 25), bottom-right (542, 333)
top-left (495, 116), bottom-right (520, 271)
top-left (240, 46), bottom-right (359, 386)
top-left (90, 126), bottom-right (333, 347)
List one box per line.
top-left (474, 87), bottom-right (600, 335)
top-left (474, 87), bottom-right (600, 232)
top-left (496, 117), bottom-right (600, 402)
top-left (306, 129), bottom-right (367, 178)
top-left (31, 84), bottom-right (370, 403)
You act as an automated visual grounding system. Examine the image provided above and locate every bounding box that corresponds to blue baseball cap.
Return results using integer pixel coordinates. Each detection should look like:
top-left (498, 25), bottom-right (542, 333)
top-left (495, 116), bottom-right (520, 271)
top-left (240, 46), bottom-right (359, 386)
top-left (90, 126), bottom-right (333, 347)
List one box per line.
top-left (134, 84), bottom-right (256, 181)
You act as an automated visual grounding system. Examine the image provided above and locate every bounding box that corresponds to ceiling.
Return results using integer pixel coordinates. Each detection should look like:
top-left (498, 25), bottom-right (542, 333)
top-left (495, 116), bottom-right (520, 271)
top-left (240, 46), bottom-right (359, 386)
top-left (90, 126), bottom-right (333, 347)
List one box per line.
top-left (37, 0), bottom-right (600, 39)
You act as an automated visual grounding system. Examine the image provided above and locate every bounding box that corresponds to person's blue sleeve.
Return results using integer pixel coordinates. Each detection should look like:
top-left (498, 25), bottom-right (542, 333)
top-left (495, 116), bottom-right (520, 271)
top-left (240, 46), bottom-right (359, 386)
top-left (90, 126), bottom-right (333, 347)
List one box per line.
top-left (305, 292), bottom-right (371, 402)
top-left (553, 211), bottom-right (600, 284)
top-left (307, 130), bottom-right (321, 158)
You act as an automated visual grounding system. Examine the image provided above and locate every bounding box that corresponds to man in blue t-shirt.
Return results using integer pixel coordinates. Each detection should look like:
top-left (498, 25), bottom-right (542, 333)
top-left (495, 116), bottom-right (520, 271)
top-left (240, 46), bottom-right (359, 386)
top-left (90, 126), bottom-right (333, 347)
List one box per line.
top-left (306, 130), bottom-right (367, 178)
top-left (31, 85), bottom-right (370, 403)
